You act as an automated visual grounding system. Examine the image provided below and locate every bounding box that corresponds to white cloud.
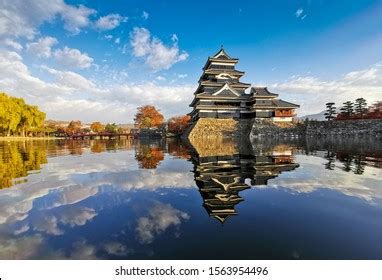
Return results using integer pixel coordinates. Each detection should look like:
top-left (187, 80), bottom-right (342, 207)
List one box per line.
top-left (42, 66), bottom-right (97, 90)
top-left (104, 34), bottom-right (113, 40)
top-left (270, 63), bottom-right (382, 115)
top-left (0, 0), bottom-right (96, 38)
top-left (103, 242), bottom-right (130, 256)
top-left (0, 49), bottom-right (195, 122)
top-left (2, 38), bottom-right (23, 51)
top-left (156, 76), bottom-right (166, 81)
top-left (32, 215), bottom-right (63, 235)
top-left (0, 50), bottom-right (69, 100)
top-left (130, 27), bottom-right (189, 71)
top-left (142, 11), bottom-right (149, 20)
top-left (130, 28), bottom-right (151, 56)
top-left (27, 36), bottom-right (58, 58)
top-left (178, 74), bottom-right (187, 79)
top-left (26, 38), bottom-right (94, 69)
top-left (95, 14), bottom-right (127, 31)
top-left (14, 224), bottom-right (30, 235)
top-left (60, 4), bottom-right (96, 35)
top-left (136, 202), bottom-right (189, 244)
top-left (54, 46), bottom-right (94, 69)
top-left (295, 8), bottom-right (304, 18)
top-left (0, 235), bottom-right (44, 259)
top-left (115, 37), bottom-right (120, 44)
top-left (59, 207), bottom-right (97, 227)
top-left (69, 240), bottom-right (98, 259)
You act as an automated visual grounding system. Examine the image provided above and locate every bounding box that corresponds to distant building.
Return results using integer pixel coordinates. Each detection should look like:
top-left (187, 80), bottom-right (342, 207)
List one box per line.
top-left (188, 47), bottom-right (299, 123)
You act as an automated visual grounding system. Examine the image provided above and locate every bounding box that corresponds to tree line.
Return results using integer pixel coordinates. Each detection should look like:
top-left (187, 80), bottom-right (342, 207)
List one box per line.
top-left (57, 106), bottom-right (190, 136)
top-left (0, 92), bottom-right (46, 136)
top-left (1, 92), bottom-right (191, 137)
top-left (324, 98), bottom-right (381, 121)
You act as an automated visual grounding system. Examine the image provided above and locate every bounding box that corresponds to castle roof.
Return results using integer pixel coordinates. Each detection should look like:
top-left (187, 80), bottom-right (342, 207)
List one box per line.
top-left (253, 99), bottom-right (300, 109)
top-left (200, 80), bottom-right (250, 88)
top-left (203, 69), bottom-right (245, 76)
top-left (250, 87), bottom-right (279, 97)
top-left (272, 99), bottom-right (300, 108)
top-left (211, 47), bottom-right (238, 60)
top-left (203, 47), bottom-right (239, 70)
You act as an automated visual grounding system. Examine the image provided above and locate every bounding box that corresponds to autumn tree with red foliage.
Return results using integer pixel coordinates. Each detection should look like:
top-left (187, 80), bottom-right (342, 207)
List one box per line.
top-left (367, 101), bottom-right (382, 119)
top-left (134, 105), bottom-right (164, 128)
top-left (336, 100), bottom-right (382, 120)
top-left (167, 115), bottom-right (191, 135)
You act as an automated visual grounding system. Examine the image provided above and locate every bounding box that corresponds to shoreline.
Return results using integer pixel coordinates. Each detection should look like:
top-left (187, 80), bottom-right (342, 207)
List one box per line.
top-left (0, 136), bottom-right (63, 141)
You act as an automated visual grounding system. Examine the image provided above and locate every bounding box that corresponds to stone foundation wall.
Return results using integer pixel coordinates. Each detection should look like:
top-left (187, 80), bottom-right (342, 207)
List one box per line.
top-left (186, 118), bottom-right (253, 139)
top-left (187, 118), bottom-right (382, 140)
top-left (306, 119), bottom-right (382, 138)
top-left (250, 119), bottom-right (305, 138)
top-left (250, 119), bottom-right (382, 139)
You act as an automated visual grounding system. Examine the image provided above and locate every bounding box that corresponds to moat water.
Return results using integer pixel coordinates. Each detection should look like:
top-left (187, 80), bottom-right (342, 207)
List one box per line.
top-left (0, 137), bottom-right (381, 259)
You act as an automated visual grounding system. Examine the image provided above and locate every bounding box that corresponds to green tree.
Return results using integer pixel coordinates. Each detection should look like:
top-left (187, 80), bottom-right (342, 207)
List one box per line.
top-left (105, 123), bottom-right (118, 134)
top-left (339, 101), bottom-right (354, 118)
top-left (324, 102), bottom-right (336, 121)
top-left (354, 98), bottom-right (367, 116)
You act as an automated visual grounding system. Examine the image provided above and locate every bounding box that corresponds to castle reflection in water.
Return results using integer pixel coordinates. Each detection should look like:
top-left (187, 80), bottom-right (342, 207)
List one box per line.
top-left (188, 138), bottom-right (299, 223)
top-left (0, 137), bottom-right (381, 224)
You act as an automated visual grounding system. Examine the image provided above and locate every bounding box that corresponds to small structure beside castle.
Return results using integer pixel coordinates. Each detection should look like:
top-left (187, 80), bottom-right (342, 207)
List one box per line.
top-left (188, 47), bottom-right (299, 125)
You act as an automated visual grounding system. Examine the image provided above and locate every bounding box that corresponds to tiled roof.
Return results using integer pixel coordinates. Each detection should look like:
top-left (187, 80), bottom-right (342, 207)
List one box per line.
top-left (203, 69), bottom-right (245, 75)
top-left (250, 87), bottom-right (278, 97)
top-left (211, 47), bottom-right (238, 60)
top-left (272, 99), bottom-right (300, 108)
top-left (194, 94), bottom-right (251, 100)
top-left (253, 99), bottom-right (299, 109)
top-left (200, 81), bottom-right (251, 87)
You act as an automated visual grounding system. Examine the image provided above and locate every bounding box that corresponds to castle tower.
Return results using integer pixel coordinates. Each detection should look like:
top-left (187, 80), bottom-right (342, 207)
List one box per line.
top-left (188, 47), bottom-right (253, 121)
top-left (186, 47), bottom-right (300, 139)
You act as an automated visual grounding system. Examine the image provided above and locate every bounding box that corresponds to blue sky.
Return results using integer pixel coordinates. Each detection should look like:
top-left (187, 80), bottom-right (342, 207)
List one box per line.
top-left (0, 0), bottom-right (381, 122)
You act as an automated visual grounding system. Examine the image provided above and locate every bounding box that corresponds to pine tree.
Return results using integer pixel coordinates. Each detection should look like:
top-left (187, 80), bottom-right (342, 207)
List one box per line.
top-left (340, 101), bottom-right (354, 118)
top-left (354, 98), bottom-right (367, 116)
top-left (324, 102), bottom-right (336, 121)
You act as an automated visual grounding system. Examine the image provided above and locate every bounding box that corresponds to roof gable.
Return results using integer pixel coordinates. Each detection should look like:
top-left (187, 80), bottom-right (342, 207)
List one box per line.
top-left (216, 72), bottom-right (237, 80)
top-left (212, 47), bottom-right (232, 60)
top-left (212, 83), bottom-right (240, 97)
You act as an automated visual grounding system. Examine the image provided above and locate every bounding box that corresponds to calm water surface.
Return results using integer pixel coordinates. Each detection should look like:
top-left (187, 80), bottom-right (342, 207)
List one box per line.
top-left (0, 137), bottom-right (381, 259)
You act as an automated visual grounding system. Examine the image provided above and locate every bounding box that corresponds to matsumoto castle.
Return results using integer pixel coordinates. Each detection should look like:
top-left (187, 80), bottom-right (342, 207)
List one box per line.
top-left (188, 47), bottom-right (299, 122)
